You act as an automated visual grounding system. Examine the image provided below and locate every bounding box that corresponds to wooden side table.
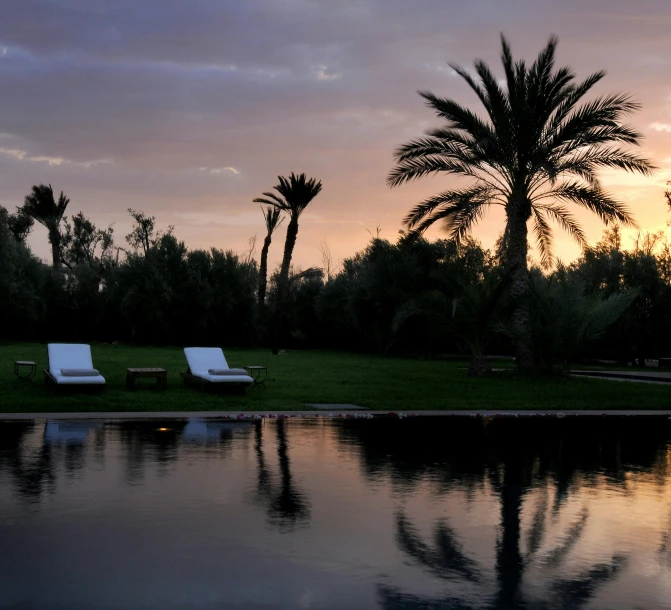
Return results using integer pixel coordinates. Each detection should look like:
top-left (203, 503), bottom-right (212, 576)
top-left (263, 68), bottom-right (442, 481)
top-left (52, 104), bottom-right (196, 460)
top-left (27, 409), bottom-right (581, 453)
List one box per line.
top-left (14, 361), bottom-right (36, 389)
top-left (126, 368), bottom-right (168, 390)
top-left (244, 366), bottom-right (267, 387)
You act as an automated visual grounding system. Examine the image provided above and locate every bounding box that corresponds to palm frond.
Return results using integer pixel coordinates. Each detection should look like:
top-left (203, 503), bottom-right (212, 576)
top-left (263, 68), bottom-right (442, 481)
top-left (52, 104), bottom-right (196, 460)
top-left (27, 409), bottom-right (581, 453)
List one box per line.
top-left (404, 185), bottom-right (497, 239)
top-left (536, 203), bottom-right (588, 248)
top-left (418, 91), bottom-right (497, 143)
top-left (259, 173), bottom-right (322, 218)
top-left (544, 70), bottom-right (606, 135)
top-left (394, 136), bottom-right (478, 163)
top-left (532, 208), bottom-right (554, 269)
top-left (555, 146), bottom-right (656, 176)
top-left (22, 183), bottom-right (69, 230)
top-left (253, 192), bottom-right (287, 210)
top-left (388, 156), bottom-right (484, 187)
top-left (262, 206), bottom-right (284, 234)
top-left (549, 181), bottom-right (637, 227)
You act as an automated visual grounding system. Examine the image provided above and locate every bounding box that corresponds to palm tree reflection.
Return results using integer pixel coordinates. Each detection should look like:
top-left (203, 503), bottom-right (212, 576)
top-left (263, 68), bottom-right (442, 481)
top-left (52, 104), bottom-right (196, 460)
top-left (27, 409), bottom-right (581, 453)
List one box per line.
top-left (345, 417), bottom-right (659, 610)
top-left (396, 513), bottom-right (481, 583)
top-left (384, 505), bottom-right (626, 609)
top-left (253, 420), bottom-right (311, 532)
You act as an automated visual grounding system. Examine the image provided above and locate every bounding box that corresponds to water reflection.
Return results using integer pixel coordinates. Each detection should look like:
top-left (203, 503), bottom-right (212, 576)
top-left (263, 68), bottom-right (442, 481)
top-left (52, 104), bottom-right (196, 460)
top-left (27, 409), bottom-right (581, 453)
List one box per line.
top-left (253, 419), bottom-right (311, 532)
top-left (44, 420), bottom-right (100, 444)
top-left (182, 419), bottom-right (250, 444)
top-left (0, 416), bottom-right (670, 609)
top-left (339, 418), bottom-right (667, 609)
top-left (0, 422), bottom-right (55, 503)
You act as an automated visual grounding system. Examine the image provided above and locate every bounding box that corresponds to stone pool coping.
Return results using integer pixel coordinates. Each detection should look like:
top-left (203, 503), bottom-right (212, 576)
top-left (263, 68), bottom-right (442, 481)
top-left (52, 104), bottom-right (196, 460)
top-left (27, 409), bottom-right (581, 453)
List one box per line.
top-left (2, 409), bottom-right (671, 420)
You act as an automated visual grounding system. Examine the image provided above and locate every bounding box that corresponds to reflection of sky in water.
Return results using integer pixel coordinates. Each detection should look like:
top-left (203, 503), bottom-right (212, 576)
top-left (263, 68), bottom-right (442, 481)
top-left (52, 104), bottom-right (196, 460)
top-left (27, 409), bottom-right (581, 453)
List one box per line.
top-left (0, 418), bottom-right (670, 609)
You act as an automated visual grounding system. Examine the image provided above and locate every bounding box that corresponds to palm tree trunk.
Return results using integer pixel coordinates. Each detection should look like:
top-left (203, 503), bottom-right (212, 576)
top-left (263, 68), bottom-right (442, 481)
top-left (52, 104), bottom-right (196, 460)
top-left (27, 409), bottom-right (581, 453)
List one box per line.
top-left (495, 461), bottom-right (525, 609)
top-left (505, 212), bottom-right (535, 372)
top-left (258, 235), bottom-right (272, 304)
top-left (271, 216), bottom-right (299, 351)
top-left (467, 354), bottom-right (491, 377)
top-left (49, 229), bottom-right (61, 268)
top-left (278, 216), bottom-right (299, 302)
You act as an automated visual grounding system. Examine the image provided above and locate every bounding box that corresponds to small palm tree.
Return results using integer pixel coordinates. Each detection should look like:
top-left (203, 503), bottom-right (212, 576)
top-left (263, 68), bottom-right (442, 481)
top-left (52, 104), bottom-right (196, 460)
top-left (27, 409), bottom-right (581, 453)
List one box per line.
top-left (388, 35), bottom-right (655, 371)
top-left (21, 184), bottom-right (70, 268)
top-left (257, 206), bottom-right (284, 304)
top-left (393, 269), bottom-right (511, 376)
top-left (253, 173), bottom-right (322, 303)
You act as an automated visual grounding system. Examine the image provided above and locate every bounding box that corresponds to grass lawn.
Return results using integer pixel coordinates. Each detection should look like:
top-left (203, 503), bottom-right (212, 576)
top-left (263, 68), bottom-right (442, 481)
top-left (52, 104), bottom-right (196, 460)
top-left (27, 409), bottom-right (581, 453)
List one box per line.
top-left (0, 342), bottom-right (670, 413)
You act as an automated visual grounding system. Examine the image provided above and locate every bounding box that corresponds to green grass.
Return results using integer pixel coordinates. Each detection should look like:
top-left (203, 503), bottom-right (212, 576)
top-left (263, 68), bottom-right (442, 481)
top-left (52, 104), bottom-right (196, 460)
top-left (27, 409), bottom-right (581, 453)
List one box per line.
top-left (1, 342), bottom-right (670, 413)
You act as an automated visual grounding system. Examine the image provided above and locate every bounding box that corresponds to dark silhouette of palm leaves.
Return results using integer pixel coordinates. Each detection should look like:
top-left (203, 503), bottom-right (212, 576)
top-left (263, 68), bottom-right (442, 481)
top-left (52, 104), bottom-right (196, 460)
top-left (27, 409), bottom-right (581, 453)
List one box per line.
top-left (21, 183), bottom-right (70, 267)
top-left (253, 173), bottom-right (322, 296)
top-left (388, 35), bottom-right (654, 269)
top-left (254, 173), bottom-right (323, 220)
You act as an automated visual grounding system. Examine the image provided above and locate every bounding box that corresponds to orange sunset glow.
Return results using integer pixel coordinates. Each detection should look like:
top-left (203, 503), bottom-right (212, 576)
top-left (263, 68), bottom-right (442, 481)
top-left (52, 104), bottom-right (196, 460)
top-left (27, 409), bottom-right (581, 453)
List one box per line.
top-left (1, 1), bottom-right (670, 269)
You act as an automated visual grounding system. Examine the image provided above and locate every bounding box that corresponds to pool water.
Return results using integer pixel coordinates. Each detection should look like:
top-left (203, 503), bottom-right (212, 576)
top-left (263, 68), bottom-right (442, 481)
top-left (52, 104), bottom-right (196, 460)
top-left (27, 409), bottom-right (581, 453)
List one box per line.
top-left (1, 416), bottom-right (671, 609)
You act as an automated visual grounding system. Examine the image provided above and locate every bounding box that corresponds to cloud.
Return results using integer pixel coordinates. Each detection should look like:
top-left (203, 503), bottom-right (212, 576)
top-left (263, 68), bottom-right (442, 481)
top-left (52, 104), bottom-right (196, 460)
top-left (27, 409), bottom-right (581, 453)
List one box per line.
top-left (0, 145), bottom-right (112, 168)
top-left (650, 122), bottom-right (671, 133)
top-left (198, 166), bottom-right (241, 175)
top-left (314, 65), bottom-right (341, 81)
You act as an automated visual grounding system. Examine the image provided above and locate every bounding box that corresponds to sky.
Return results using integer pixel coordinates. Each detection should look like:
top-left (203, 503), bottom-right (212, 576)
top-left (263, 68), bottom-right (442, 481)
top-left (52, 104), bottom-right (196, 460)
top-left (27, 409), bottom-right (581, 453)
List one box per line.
top-left (0, 0), bottom-right (670, 271)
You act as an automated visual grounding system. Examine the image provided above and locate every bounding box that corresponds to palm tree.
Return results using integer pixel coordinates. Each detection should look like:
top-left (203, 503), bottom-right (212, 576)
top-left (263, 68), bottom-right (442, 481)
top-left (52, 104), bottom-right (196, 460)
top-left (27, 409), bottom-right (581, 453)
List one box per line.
top-left (253, 173), bottom-right (323, 303)
top-left (257, 206), bottom-right (284, 304)
top-left (21, 184), bottom-right (70, 268)
top-left (388, 35), bottom-right (655, 371)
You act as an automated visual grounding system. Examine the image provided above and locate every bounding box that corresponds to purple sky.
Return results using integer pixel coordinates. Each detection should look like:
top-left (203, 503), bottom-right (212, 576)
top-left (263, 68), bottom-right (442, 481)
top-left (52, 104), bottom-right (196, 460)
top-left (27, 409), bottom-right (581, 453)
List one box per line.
top-left (1, 0), bottom-right (670, 270)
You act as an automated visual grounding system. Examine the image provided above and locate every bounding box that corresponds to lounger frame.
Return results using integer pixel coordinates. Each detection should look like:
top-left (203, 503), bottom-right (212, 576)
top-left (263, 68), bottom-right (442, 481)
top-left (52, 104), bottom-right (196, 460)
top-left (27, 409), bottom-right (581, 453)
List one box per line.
top-left (180, 367), bottom-right (249, 394)
top-left (44, 368), bottom-right (105, 392)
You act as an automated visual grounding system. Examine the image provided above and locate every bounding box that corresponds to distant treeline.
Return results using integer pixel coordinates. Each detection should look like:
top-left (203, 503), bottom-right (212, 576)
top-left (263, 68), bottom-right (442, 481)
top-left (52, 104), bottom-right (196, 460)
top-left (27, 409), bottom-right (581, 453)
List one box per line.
top-left (2, 198), bottom-right (671, 369)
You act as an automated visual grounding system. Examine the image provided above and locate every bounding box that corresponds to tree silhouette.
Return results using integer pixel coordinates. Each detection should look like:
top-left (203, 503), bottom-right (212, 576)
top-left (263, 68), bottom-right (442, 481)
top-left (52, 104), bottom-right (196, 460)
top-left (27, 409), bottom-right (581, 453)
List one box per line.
top-left (254, 173), bottom-right (322, 348)
top-left (21, 184), bottom-right (70, 267)
top-left (388, 35), bottom-right (654, 371)
top-left (257, 206), bottom-right (284, 305)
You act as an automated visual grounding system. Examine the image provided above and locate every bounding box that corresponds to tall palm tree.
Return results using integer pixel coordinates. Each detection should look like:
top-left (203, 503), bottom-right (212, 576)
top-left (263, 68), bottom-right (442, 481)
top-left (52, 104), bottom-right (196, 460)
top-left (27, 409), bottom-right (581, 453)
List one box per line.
top-left (21, 184), bottom-right (70, 268)
top-left (257, 206), bottom-right (284, 305)
top-left (253, 173), bottom-right (322, 303)
top-left (388, 35), bottom-right (655, 371)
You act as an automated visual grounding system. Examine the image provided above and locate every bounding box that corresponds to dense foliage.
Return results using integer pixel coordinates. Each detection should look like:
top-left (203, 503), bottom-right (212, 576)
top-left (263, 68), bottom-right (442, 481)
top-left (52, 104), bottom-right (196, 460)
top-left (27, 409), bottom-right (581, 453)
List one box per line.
top-left (3, 197), bottom-right (667, 372)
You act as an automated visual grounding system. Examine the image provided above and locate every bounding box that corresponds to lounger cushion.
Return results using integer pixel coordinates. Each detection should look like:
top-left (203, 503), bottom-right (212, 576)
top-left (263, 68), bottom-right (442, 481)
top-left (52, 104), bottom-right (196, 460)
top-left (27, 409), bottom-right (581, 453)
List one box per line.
top-left (60, 368), bottom-right (100, 377)
top-left (47, 343), bottom-right (106, 385)
top-left (184, 347), bottom-right (253, 384)
top-left (208, 368), bottom-right (248, 376)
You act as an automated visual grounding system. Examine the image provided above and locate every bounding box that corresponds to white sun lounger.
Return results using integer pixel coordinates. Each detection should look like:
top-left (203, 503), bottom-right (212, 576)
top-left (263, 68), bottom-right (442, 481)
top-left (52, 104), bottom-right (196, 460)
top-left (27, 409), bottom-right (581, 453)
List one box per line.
top-left (44, 343), bottom-right (106, 387)
top-left (180, 347), bottom-right (254, 389)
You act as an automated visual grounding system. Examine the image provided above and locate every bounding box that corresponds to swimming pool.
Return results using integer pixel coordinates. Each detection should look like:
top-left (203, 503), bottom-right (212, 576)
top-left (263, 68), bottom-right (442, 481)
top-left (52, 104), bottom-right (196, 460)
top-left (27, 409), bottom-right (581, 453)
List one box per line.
top-left (1, 416), bottom-right (670, 609)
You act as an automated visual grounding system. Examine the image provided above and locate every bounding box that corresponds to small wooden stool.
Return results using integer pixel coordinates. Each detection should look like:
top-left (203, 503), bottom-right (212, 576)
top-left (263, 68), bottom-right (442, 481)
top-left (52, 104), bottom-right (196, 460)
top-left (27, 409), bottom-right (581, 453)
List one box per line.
top-left (126, 368), bottom-right (168, 390)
